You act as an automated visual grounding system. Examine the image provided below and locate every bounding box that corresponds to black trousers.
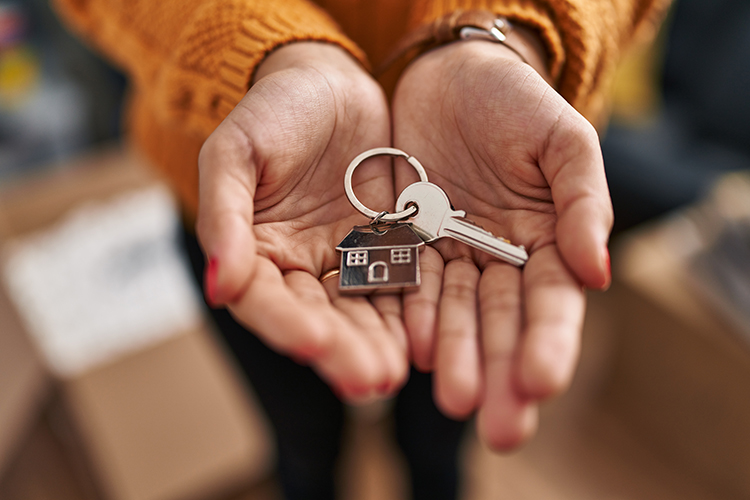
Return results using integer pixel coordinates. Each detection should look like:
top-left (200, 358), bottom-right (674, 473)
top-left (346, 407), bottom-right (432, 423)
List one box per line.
top-left (182, 228), bottom-right (466, 500)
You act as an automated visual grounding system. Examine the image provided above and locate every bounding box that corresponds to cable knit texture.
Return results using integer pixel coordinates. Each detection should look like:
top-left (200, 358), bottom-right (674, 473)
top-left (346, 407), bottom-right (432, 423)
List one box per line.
top-left (409, 0), bottom-right (671, 122)
top-left (52, 0), bottom-right (671, 218)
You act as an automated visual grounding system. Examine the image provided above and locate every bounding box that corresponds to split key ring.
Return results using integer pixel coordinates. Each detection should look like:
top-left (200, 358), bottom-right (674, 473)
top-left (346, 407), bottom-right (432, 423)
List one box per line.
top-left (344, 147), bottom-right (428, 222)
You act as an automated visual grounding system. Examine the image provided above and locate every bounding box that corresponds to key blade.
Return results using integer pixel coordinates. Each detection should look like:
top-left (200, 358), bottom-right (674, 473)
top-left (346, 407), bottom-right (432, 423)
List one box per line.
top-left (443, 217), bottom-right (528, 267)
top-left (396, 181), bottom-right (527, 265)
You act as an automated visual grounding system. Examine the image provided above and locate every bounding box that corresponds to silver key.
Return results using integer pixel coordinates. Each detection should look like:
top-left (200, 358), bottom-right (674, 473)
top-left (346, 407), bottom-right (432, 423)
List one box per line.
top-left (395, 182), bottom-right (528, 266)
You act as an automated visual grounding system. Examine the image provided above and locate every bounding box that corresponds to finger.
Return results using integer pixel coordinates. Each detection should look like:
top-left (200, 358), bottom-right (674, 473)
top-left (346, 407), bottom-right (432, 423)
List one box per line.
top-left (324, 280), bottom-right (409, 399)
top-left (230, 262), bottom-right (334, 357)
top-left (368, 293), bottom-right (411, 394)
top-left (402, 247), bottom-right (443, 371)
top-left (229, 262), bottom-right (386, 401)
top-left (370, 293), bottom-right (408, 354)
top-left (517, 245), bottom-right (585, 399)
top-left (539, 109), bottom-right (613, 290)
top-left (196, 125), bottom-right (258, 305)
top-left (433, 258), bottom-right (482, 419)
top-left (476, 262), bottom-right (537, 450)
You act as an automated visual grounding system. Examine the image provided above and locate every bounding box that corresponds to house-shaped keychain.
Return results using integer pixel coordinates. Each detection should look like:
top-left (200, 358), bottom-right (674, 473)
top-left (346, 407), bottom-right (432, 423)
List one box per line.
top-left (336, 223), bottom-right (425, 293)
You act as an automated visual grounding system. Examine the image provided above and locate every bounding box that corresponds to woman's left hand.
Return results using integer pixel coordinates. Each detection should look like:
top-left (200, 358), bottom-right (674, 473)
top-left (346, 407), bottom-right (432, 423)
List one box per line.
top-left (393, 39), bottom-right (613, 449)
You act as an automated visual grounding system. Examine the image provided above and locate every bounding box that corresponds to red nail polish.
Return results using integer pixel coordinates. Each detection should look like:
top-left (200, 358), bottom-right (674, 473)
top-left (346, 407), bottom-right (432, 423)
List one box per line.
top-left (603, 248), bottom-right (612, 289)
top-left (204, 257), bottom-right (219, 307)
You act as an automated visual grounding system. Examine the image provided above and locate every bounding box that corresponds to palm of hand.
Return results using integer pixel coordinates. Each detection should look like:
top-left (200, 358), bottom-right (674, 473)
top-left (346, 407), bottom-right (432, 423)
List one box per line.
top-left (198, 47), bottom-right (408, 400)
top-left (392, 42), bottom-right (611, 448)
top-left (248, 69), bottom-right (393, 278)
top-left (395, 55), bottom-right (559, 263)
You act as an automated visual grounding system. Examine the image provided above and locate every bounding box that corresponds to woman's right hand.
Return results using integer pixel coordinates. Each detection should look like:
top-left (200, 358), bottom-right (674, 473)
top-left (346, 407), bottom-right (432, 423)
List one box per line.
top-left (196, 42), bottom-right (409, 401)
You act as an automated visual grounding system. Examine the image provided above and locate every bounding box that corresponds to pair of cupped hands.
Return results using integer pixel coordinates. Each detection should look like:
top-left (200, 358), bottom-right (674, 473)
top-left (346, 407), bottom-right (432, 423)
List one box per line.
top-left (197, 38), bottom-right (613, 450)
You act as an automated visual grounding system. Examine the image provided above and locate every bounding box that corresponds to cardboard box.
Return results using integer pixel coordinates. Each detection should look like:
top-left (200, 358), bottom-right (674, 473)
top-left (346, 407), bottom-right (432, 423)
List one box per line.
top-left (62, 325), bottom-right (272, 500)
top-left (0, 148), bottom-right (273, 500)
top-left (603, 214), bottom-right (750, 500)
top-left (0, 279), bottom-right (49, 477)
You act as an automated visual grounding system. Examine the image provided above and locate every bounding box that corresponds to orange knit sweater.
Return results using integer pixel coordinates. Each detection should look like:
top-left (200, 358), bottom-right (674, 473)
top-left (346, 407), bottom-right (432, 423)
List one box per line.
top-left (52, 0), bottom-right (671, 218)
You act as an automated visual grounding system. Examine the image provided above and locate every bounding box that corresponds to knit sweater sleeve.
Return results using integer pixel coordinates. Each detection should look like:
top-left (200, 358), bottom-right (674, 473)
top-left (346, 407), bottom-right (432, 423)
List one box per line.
top-left (51, 0), bottom-right (366, 215)
top-left (52, 0), bottom-right (366, 137)
top-left (408, 0), bottom-right (672, 125)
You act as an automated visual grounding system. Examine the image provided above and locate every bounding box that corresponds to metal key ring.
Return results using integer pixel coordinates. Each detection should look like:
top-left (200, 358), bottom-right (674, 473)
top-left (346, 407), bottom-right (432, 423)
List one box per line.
top-left (344, 147), bottom-right (428, 222)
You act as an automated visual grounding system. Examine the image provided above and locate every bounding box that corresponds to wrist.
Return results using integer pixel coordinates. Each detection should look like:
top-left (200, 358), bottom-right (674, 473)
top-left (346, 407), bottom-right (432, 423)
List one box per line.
top-left (501, 21), bottom-right (552, 85)
top-left (404, 38), bottom-right (538, 84)
top-left (384, 10), bottom-right (552, 87)
top-left (432, 18), bottom-right (551, 86)
top-left (253, 42), bottom-right (368, 84)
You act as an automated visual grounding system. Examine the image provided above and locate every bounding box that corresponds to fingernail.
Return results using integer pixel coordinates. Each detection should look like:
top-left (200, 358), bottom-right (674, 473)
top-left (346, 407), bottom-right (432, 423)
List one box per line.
top-left (204, 257), bottom-right (219, 307)
top-left (602, 247), bottom-right (612, 290)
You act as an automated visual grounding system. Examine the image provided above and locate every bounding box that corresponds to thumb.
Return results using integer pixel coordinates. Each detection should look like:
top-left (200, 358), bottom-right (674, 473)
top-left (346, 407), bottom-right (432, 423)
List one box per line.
top-left (540, 111), bottom-right (613, 289)
top-left (196, 127), bottom-right (259, 305)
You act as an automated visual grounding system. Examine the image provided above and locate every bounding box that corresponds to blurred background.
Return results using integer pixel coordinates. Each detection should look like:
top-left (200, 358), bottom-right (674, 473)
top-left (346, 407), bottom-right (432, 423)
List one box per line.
top-left (0, 0), bottom-right (125, 179)
top-left (1, 0), bottom-right (749, 499)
